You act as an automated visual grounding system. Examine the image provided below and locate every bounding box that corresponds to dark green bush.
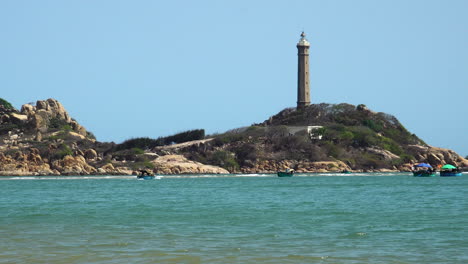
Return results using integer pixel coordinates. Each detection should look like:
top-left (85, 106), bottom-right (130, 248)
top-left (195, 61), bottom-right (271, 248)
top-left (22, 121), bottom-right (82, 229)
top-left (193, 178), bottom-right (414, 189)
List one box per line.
top-left (209, 150), bottom-right (239, 171)
top-left (0, 98), bottom-right (14, 109)
top-left (116, 129), bottom-right (205, 151)
top-left (380, 137), bottom-right (403, 155)
top-left (233, 144), bottom-right (257, 166)
top-left (51, 144), bottom-right (73, 160)
top-left (212, 133), bottom-right (245, 146)
top-left (116, 137), bottom-right (160, 151)
top-left (362, 119), bottom-right (383, 132)
top-left (49, 117), bottom-right (69, 130)
top-left (132, 148), bottom-right (144, 155)
top-left (164, 129), bottom-right (205, 144)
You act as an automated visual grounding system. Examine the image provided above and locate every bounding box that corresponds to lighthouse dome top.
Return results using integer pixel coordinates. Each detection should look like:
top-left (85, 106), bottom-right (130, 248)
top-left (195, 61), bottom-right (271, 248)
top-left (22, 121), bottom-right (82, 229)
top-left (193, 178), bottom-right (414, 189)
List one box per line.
top-left (297, 32), bottom-right (310, 46)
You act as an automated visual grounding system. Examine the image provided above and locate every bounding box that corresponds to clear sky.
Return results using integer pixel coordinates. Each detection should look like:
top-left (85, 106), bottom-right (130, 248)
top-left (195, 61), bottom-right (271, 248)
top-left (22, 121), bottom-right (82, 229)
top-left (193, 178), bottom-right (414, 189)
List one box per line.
top-left (1, 0), bottom-right (467, 156)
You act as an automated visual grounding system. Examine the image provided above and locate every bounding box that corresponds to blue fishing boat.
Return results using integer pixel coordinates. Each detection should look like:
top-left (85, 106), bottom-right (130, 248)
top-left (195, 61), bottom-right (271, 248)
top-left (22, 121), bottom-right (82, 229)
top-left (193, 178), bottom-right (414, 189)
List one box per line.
top-left (137, 175), bottom-right (155, 180)
top-left (439, 164), bottom-right (462, 177)
top-left (137, 169), bottom-right (155, 180)
top-left (412, 163), bottom-right (436, 177)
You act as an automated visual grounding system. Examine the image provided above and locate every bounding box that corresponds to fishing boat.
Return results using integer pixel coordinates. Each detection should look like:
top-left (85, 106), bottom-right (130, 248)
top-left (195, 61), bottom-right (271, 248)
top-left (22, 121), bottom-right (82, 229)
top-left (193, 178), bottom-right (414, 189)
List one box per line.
top-left (137, 169), bottom-right (155, 180)
top-left (412, 163), bottom-right (436, 177)
top-left (413, 171), bottom-right (436, 177)
top-left (137, 175), bottom-right (155, 180)
top-left (277, 169), bottom-right (294, 177)
top-left (439, 164), bottom-right (462, 177)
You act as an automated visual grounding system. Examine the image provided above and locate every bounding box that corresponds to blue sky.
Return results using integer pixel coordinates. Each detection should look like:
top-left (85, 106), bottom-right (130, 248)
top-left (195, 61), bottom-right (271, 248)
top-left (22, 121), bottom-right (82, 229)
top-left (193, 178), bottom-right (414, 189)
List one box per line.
top-left (1, 0), bottom-right (467, 156)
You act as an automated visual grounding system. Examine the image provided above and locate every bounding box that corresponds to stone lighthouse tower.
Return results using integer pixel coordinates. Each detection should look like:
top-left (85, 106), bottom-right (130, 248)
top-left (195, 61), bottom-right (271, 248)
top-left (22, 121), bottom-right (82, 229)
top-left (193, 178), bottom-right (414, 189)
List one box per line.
top-left (297, 32), bottom-right (310, 109)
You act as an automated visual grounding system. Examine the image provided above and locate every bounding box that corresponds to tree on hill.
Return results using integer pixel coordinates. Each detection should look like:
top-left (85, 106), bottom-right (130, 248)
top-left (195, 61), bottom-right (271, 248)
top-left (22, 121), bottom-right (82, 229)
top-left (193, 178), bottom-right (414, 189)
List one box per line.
top-left (0, 98), bottom-right (14, 110)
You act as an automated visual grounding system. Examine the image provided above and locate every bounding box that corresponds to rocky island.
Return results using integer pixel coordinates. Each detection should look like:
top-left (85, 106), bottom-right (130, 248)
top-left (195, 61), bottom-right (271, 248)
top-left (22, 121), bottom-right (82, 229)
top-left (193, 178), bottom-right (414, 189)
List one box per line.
top-left (0, 98), bottom-right (466, 176)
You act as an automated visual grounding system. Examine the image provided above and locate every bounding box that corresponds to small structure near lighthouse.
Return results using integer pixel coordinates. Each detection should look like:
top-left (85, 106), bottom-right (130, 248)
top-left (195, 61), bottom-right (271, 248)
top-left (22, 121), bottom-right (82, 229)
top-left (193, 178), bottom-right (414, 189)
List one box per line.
top-left (297, 32), bottom-right (310, 109)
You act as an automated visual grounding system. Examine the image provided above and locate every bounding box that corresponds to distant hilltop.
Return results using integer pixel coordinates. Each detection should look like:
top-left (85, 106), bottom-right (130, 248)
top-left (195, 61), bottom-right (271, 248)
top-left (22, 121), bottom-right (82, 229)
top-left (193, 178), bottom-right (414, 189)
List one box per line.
top-left (1, 98), bottom-right (467, 176)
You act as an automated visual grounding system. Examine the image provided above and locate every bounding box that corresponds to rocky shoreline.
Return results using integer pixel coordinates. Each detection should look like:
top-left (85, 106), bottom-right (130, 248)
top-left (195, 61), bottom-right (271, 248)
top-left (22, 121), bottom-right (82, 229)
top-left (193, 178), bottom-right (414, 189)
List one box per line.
top-left (1, 98), bottom-right (467, 176)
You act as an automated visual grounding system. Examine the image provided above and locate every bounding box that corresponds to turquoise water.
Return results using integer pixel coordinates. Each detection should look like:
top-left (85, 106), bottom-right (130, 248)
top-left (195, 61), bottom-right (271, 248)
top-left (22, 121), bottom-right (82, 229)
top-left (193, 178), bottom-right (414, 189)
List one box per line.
top-left (1, 173), bottom-right (467, 263)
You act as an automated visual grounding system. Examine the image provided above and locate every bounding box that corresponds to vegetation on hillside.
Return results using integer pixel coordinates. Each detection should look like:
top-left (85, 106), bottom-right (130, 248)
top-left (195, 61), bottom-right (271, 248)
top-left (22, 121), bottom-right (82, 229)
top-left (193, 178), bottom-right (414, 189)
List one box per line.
top-left (0, 98), bottom-right (14, 110)
top-left (181, 104), bottom-right (425, 171)
top-left (115, 129), bottom-right (205, 151)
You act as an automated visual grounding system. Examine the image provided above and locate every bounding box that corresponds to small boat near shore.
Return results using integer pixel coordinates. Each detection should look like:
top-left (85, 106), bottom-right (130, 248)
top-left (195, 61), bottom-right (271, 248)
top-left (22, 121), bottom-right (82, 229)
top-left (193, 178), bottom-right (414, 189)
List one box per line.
top-left (439, 164), bottom-right (462, 177)
top-left (137, 175), bottom-right (155, 180)
top-left (413, 171), bottom-right (436, 177)
top-left (277, 169), bottom-right (294, 177)
top-left (136, 169), bottom-right (156, 180)
top-left (412, 163), bottom-right (436, 177)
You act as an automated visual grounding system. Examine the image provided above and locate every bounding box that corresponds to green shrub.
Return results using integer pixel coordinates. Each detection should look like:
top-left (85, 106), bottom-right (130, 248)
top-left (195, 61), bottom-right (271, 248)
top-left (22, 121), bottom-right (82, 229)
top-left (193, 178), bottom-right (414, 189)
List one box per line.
top-left (132, 148), bottom-right (144, 155)
top-left (209, 150), bottom-right (239, 171)
top-left (116, 137), bottom-right (160, 151)
top-left (163, 129), bottom-right (205, 144)
top-left (212, 133), bottom-right (245, 146)
top-left (362, 119), bottom-right (383, 132)
top-left (49, 117), bottom-right (68, 130)
top-left (46, 131), bottom-right (68, 141)
top-left (391, 154), bottom-right (414, 166)
top-left (380, 137), bottom-right (403, 155)
top-left (116, 129), bottom-right (205, 151)
top-left (51, 144), bottom-right (73, 160)
top-left (0, 98), bottom-right (14, 109)
top-left (233, 144), bottom-right (257, 165)
top-left (320, 141), bottom-right (341, 158)
top-left (86, 131), bottom-right (96, 140)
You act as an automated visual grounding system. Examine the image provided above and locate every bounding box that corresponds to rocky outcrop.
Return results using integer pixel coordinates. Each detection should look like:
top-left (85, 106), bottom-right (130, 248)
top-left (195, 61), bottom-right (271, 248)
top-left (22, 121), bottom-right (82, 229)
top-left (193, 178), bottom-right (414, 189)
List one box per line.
top-left (51, 155), bottom-right (97, 175)
top-left (407, 145), bottom-right (468, 167)
top-left (1, 98), bottom-right (467, 176)
top-left (17, 99), bottom-right (87, 136)
top-left (84, 149), bottom-right (98, 160)
top-left (152, 155), bottom-right (229, 174)
top-left (239, 159), bottom-right (352, 173)
top-left (365, 147), bottom-right (400, 161)
top-left (92, 163), bottom-right (132, 175)
top-left (0, 149), bottom-right (55, 176)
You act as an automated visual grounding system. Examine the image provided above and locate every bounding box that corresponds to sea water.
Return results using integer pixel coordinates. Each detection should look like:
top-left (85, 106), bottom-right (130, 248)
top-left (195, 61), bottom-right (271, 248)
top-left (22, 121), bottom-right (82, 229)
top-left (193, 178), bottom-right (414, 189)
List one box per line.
top-left (1, 173), bottom-right (467, 264)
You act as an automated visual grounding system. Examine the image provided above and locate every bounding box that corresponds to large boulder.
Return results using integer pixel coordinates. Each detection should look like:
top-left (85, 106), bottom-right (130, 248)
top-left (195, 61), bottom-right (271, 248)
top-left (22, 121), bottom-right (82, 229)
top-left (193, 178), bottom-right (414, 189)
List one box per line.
top-left (51, 155), bottom-right (97, 175)
top-left (20, 104), bottom-right (35, 116)
top-left (0, 149), bottom-right (54, 176)
top-left (152, 155), bottom-right (229, 174)
top-left (9, 113), bottom-right (28, 124)
top-left (21, 98), bottom-right (87, 136)
top-left (84, 149), bottom-right (98, 160)
top-left (408, 145), bottom-right (468, 167)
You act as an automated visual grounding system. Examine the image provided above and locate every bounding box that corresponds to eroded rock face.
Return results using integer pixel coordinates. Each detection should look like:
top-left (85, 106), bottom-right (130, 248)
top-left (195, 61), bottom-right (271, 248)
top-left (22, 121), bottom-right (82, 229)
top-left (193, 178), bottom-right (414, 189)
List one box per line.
top-left (16, 98), bottom-right (88, 136)
top-left (152, 155), bottom-right (229, 174)
top-left (239, 159), bottom-right (352, 173)
top-left (365, 147), bottom-right (400, 161)
top-left (20, 104), bottom-right (35, 116)
top-left (84, 149), bottom-right (97, 160)
top-left (0, 148), bottom-right (54, 176)
top-left (51, 155), bottom-right (97, 175)
top-left (407, 145), bottom-right (468, 167)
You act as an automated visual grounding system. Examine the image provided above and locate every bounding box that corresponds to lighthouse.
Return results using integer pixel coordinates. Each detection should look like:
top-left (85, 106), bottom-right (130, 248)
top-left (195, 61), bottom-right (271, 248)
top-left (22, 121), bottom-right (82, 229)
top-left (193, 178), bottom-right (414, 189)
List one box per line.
top-left (297, 32), bottom-right (310, 109)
